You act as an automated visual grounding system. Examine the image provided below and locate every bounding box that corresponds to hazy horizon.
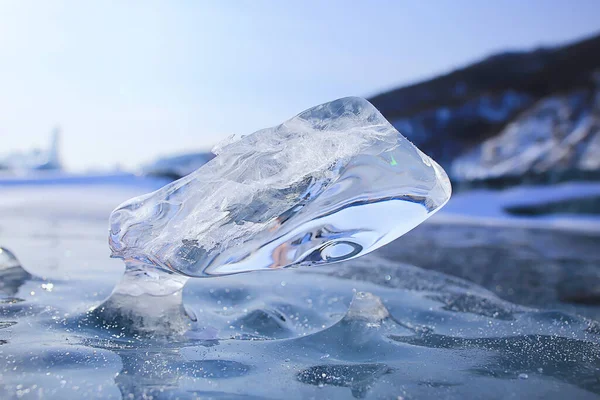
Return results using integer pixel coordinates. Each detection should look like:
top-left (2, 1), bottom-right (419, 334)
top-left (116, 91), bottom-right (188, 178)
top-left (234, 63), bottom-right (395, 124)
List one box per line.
top-left (1, 1), bottom-right (599, 171)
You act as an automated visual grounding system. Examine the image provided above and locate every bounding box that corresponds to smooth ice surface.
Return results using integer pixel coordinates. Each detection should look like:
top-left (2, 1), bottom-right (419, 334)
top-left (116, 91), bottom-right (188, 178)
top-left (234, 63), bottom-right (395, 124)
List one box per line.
top-left (2, 181), bottom-right (600, 399)
top-left (109, 97), bottom-right (451, 277)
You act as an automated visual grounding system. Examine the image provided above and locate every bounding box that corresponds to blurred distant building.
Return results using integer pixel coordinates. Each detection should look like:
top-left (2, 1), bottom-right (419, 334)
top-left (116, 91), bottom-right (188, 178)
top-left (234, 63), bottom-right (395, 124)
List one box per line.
top-left (0, 127), bottom-right (63, 172)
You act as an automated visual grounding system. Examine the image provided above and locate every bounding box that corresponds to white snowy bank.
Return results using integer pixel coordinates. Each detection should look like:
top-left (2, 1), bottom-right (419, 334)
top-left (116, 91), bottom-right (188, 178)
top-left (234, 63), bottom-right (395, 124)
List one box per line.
top-left (433, 181), bottom-right (600, 233)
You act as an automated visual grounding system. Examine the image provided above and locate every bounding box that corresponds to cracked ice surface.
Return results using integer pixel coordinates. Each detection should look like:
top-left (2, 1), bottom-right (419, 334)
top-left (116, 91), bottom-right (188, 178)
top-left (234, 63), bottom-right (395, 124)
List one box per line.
top-left (109, 97), bottom-right (451, 277)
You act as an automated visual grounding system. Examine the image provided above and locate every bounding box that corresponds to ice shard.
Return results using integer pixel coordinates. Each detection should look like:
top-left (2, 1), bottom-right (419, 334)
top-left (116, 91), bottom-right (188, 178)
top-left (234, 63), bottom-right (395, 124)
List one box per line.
top-left (0, 247), bottom-right (32, 296)
top-left (109, 97), bottom-right (451, 277)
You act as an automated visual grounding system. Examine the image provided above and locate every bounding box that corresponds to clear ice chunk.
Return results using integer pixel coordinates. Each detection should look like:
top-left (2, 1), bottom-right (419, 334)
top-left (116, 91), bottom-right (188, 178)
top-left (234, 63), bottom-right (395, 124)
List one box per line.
top-left (109, 97), bottom-right (451, 277)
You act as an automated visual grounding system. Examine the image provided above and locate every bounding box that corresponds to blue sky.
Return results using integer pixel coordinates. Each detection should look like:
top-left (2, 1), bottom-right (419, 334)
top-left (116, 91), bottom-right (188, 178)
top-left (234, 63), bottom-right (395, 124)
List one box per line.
top-left (1, 0), bottom-right (599, 171)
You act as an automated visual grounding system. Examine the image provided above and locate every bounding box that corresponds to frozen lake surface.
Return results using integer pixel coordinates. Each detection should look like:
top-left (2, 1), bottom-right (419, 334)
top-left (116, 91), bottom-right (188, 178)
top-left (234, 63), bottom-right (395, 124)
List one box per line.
top-left (1, 176), bottom-right (599, 399)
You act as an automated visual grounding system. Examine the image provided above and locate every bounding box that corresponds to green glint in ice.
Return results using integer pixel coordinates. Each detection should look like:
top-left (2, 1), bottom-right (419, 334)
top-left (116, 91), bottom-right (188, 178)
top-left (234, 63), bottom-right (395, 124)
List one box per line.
top-left (390, 155), bottom-right (397, 166)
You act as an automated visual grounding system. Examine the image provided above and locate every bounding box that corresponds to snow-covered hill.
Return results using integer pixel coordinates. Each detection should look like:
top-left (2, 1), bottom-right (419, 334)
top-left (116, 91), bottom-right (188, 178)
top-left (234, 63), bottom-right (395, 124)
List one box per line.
top-left (452, 86), bottom-right (600, 182)
top-left (369, 33), bottom-right (600, 186)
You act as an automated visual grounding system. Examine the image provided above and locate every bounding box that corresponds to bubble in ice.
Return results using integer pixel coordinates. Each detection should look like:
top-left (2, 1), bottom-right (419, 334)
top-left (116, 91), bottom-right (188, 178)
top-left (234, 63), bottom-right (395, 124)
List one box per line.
top-left (109, 97), bottom-right (451, 277)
